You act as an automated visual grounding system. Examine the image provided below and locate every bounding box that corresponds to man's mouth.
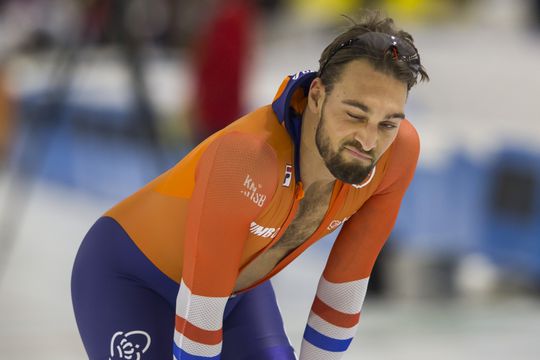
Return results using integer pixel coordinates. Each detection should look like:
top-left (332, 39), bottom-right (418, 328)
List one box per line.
top-left (343, 146), bottom-right (373, 161)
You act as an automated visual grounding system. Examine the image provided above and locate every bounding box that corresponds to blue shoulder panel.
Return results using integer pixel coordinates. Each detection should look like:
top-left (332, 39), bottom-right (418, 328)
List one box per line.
top-left (271, 71), bottom-right (317, 182)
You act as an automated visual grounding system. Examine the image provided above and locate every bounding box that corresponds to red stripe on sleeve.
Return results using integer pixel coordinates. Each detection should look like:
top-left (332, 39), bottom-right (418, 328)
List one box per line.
top-left (312, 296), bottom-right (361, 328)
top-left (175, 316), bottom-right (222, 345)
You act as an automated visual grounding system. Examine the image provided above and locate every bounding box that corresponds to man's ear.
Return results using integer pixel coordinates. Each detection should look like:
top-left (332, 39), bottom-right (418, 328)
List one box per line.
top-left (307, 78), bottom-right (325, 113)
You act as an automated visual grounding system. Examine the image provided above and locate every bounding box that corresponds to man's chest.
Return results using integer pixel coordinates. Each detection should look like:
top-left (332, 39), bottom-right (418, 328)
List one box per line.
top-left (271, 190), bottom-right (332, 250)
top-left (233, 185), bottom-right (333, 291)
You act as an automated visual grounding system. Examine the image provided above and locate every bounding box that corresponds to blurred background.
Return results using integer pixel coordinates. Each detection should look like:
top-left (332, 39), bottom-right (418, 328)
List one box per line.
top-left (1, 0), bottom-right (540, 358)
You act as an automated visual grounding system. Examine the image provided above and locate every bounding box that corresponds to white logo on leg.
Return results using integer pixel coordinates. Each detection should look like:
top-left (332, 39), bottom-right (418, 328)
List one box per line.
top-left (109, 330), bottom-right (151, 360)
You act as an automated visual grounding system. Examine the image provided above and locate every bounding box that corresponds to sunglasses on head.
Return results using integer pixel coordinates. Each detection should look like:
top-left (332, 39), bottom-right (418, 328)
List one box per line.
top-left (318, 32), bottom-right (421, 79)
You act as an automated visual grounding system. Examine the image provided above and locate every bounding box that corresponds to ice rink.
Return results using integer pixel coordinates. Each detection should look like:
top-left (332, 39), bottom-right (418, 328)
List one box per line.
top-left (1, 181), bottom-right (540, 359)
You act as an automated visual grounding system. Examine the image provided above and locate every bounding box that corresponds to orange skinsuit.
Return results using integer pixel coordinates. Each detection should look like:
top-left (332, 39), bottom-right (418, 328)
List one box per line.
top-left (105, 71), bottom-right (419, 359)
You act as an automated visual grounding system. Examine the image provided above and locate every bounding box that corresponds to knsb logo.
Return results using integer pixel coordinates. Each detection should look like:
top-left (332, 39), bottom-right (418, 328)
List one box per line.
top-left (250, 222), bottom-right (280, 238)
top-left (241, 174), bottom-right (266, 207)
top-left (109, 330), bottom-right (151, 360)
top-left (282, 164), bottom-right (293, 187)
top-left (327, 217), bottom-right (350, 231)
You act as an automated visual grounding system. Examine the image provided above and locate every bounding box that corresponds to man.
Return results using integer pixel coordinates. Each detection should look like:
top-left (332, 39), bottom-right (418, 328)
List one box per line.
top-left (71, 11), bottom-right (429, 360)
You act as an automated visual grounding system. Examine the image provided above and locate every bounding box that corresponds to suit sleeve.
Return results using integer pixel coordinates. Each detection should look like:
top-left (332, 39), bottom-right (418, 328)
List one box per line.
top-left (299, 123), bottom-right (420, 359)
top-left (173, 132), bottom-right (278, 360)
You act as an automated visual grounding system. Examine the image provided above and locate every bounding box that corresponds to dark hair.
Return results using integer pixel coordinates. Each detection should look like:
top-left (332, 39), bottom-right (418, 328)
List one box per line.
top-left (318, 11), bottom-right (429, 93)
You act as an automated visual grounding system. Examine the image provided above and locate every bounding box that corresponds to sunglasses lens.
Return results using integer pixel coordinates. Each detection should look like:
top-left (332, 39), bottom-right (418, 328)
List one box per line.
top-left (319, 32), bottom-right (420, 78)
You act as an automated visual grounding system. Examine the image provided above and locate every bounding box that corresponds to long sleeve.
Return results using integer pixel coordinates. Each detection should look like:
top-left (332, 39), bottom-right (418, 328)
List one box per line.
top-left (173, 132), bottom-right (278, 359)
top-left (299, 122), bottom-right (420, 359)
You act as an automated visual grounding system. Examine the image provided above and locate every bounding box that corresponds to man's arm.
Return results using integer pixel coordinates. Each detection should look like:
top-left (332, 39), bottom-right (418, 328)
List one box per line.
top-left (174, 132), bottom-right (278, 359)
top-left (300, 122), bottom-right (420, 359)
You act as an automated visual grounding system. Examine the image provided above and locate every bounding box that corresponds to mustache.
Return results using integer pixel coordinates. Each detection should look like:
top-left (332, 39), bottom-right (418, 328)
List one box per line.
top-left (340, 142), bottom-right (374, 158)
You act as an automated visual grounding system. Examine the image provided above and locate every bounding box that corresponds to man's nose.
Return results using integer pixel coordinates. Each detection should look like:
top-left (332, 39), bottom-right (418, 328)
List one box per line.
top-left (353, 124), bottom-right (378, 152)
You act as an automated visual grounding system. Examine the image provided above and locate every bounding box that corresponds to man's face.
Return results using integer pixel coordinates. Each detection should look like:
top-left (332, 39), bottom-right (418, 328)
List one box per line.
top-left (315, 59), bottom-right (408, 184)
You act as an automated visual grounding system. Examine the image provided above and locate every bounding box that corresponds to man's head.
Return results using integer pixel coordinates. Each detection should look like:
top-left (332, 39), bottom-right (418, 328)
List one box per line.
top-left (318, 11), bottom-right (429, 94)
top-left (307, 11), bottom-right (428, 184)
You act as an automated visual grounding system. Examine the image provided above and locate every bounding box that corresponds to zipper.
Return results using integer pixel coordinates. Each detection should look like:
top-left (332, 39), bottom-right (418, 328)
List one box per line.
top-left (234, 181), bottom-right (304, 294)
top-left (234, 181), bottom-right (348, 294)
top-left (261, 180), bottom-right (304, 249)
top-left (236, 181), bottom-right (304, 271)
top-left (260, 181), bottom-right (349, 280)
top-left (265, 180), bottom-right (304, 246)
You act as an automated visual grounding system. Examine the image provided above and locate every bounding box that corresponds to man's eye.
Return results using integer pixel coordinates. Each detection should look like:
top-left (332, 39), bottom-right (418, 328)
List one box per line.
top-left (347, 112), bottom-right (366, 121)
top-left (380, 123), bottom-right (398, 129)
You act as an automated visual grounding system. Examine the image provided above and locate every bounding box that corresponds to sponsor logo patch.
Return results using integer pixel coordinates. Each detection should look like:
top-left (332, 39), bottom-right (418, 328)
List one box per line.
top-left (250, 222), bottom-right (280, 238)
top-left (282, 164), bottom-right (293, 187)
top-left (327, 216), bottom-right (350, 231)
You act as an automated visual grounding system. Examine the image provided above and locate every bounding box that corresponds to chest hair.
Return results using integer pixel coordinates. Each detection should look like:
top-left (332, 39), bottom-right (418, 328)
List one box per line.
top-left (272, 182), bottom-right (334, 250)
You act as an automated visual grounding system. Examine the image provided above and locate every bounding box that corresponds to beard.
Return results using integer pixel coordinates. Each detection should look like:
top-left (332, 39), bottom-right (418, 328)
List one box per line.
top-left (315, 105), bottom-right (375, 184)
